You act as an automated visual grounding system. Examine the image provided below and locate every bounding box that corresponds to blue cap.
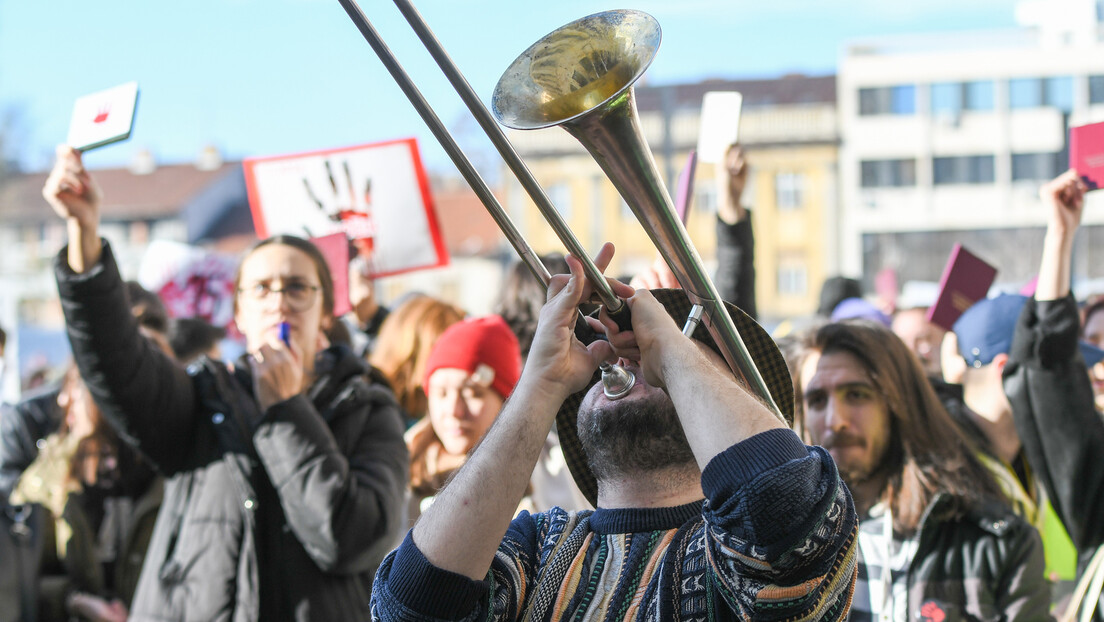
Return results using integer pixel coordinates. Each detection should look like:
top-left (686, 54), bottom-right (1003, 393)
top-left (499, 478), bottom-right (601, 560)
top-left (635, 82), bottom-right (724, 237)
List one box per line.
top-left (1081, 341), bottom-right (1104, 367)
top-left (953, 294), bottom-right (1028, 368)
top-left (830, 297), bottom-right (892, 327)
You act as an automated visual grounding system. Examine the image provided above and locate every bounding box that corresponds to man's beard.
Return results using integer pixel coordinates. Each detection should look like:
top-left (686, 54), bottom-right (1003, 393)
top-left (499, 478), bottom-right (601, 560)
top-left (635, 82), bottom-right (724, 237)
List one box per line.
top-left (577, 390), bottom-right (696, 482)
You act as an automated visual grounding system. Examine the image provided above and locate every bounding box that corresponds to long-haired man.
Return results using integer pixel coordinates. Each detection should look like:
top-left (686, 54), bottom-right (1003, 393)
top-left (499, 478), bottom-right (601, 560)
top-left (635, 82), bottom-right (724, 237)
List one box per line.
top-left (793, 320), bottom-right (1049, 621)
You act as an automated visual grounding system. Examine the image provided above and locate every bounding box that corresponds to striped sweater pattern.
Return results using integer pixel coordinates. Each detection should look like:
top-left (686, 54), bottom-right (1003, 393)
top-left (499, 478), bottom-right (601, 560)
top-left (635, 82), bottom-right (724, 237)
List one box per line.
top-left (372, 429), bottom-right (858, 621)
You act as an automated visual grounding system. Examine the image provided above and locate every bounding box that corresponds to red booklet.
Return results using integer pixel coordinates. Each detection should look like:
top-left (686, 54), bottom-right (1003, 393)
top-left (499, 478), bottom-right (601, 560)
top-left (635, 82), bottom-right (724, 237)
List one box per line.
top-left (926, 244), bottom-right (998, 331)
top-left (1071, 120), bottom-right (1104, 191)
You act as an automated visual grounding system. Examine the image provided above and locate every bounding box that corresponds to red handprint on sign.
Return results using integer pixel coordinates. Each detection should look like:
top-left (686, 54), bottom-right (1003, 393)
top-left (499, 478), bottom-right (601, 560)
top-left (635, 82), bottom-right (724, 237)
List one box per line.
top-left (304, 158), bottom-right (377, 261)
top-left (93, 104), bottom-right (111, 124)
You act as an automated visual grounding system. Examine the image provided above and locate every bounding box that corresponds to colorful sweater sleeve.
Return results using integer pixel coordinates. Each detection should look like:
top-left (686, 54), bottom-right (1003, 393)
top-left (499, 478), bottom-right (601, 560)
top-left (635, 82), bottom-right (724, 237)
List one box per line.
top-left (701, 428), bottom-right (858, 621)
top-left (370, 510), bottom-right (552, 621)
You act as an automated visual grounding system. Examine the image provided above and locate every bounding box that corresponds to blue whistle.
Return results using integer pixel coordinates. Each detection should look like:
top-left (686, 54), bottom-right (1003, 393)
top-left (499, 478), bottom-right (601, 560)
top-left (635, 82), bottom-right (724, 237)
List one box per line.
top-left (278, 322), bottom-right (290, 346)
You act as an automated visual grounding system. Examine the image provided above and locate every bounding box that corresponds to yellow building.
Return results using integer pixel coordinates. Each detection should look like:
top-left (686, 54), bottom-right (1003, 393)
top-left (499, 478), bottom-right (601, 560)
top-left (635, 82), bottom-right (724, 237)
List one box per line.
top-left (501, 74), bottom-right (839, 324)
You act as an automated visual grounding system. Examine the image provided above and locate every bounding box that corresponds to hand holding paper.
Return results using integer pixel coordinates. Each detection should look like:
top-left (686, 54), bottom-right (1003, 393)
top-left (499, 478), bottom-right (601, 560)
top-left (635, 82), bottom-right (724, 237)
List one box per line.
top-left (66, 82), bottom-right (139, 152)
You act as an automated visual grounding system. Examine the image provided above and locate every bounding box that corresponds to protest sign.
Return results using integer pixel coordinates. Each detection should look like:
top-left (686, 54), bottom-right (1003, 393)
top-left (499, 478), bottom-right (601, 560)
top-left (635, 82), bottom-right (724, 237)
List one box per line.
top-left (243, 138), bottom-right (449, 279)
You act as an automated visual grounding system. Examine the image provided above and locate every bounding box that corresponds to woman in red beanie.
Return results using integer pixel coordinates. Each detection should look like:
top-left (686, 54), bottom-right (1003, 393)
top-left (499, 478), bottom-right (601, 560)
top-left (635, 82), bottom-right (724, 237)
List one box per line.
top-left (405, 316), bottom-right (522, 523)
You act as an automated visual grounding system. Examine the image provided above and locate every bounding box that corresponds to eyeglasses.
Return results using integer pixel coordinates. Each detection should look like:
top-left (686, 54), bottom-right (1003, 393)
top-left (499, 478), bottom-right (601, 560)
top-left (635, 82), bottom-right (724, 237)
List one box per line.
top-left (237, 280), bottom-right (321, 312)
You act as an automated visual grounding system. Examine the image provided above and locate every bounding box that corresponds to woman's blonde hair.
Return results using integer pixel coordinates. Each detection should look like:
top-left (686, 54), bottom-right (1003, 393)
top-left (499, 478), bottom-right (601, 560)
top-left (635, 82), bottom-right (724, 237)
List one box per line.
top-left (369, 294), bottom-right (465, 420)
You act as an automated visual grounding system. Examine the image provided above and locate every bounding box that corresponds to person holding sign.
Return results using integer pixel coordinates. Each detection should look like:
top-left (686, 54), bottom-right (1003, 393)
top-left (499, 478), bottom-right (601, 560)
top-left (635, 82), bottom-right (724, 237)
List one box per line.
top-left (42, 146), bottom-right (409, 621)
top-left (629, 143), bottom-right (757, 319)
top-left (715, 143), bottom-right (757, 319)
top-left (1005, 170), bottom-right (1104, 619)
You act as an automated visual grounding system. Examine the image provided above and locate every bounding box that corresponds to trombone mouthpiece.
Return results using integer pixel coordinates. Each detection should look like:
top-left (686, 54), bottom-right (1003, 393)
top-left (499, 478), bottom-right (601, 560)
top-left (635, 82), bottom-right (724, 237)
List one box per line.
top-left (599, 361), bottom-right (636, 400)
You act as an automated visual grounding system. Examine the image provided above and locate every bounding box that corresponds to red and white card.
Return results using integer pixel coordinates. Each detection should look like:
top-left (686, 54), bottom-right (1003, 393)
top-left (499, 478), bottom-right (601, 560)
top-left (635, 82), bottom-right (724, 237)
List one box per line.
top-left (66, 82), bottom-right (139, 152)
top-left (243, 138), bottom-right (449, 279)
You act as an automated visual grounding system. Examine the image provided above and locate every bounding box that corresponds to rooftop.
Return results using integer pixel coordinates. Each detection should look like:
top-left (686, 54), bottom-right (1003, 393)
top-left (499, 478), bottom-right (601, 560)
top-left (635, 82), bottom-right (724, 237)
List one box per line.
top-left (0, 161), bottom-right (241, 225)
top-left (635, 74), bottom-right (836, 112)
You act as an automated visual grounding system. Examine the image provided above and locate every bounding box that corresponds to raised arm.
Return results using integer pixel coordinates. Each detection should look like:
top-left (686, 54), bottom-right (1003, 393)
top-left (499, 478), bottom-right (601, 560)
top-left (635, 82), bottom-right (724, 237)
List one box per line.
top-left (714, 143), bottom-right (756, 318)
top-left (409, 248), bottom-right (615, 580)
top-left (1035, 170), bottom-right (1086, 301)
top-left (1006, 169), bottom-right (1104, 548)
top-left (42, 146), bottom-right (103, 274)
top-left (45, 147), bottom-right (198, 473)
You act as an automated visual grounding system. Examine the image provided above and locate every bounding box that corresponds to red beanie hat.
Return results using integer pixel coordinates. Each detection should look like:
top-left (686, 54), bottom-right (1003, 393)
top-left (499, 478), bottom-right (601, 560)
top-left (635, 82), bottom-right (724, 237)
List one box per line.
top-left (423, 315), bottom-right (522, 399)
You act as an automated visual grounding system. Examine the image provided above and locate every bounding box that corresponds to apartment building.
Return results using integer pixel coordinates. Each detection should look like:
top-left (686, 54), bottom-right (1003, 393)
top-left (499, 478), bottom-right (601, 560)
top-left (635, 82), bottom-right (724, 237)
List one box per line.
top-left (838, 0), bottom-right (1104, 293)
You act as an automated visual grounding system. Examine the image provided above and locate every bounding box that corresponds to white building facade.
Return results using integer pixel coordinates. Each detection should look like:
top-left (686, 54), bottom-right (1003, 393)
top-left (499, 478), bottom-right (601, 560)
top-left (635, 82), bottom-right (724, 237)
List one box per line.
top-left (838, 0), bottom-right (1104, 291)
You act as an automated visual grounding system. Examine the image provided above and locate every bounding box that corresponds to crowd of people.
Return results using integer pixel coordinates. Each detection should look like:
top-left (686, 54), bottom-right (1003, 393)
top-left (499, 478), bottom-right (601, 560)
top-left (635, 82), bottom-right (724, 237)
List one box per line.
top-left (0, 141), bottom-right (1101, 622)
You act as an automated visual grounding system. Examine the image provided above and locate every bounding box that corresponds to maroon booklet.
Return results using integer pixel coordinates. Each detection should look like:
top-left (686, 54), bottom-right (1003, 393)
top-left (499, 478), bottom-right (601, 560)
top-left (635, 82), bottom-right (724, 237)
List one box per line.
top-left (926, 244), bottom-right (998, 331)
top-left (1071, 120), bottom-right (1104, 191)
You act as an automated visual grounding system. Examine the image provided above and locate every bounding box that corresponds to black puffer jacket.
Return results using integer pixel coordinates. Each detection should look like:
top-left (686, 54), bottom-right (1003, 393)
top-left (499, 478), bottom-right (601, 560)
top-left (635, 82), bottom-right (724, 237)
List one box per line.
top-left (55, 242), bottom-right (409, 621)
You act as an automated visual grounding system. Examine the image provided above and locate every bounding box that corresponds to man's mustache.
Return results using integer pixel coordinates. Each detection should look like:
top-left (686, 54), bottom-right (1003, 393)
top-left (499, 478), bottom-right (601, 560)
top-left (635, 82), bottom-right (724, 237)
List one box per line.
top-left (821, 432), bottom-right (866, 451)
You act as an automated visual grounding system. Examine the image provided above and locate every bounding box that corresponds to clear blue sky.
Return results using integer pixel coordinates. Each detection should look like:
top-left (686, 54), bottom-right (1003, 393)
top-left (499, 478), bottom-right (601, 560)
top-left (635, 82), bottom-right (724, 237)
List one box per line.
top-left (0, 0), bottom-right (1021, 175)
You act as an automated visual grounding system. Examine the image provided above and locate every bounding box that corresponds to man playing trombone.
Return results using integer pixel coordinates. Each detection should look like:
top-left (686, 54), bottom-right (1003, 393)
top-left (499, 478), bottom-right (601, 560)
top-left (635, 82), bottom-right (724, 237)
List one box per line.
top-left (370, 246), bottom-right (858, 621)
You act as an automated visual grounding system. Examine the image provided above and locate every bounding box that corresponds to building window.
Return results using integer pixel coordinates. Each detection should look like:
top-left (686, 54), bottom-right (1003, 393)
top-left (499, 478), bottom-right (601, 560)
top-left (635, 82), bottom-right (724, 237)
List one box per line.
top-left (1012, 152), bottom-right (1063, 182)
top-left (777, 263), bottom-right (808, 296)
top-left (774, 172), bottom-right (805, 210)
top-left (1009, 76), bottom-right (1074, 111)
top-left (965, 81), bottom-right (995, 110)
top-left (858, 85), bottom-right (916, 116)
top-left (1009, 78), bottom-right (1043, 108)
top-left (933, 155), bottom-right (995, 185)
top-left (547, 183), bottom-right (572, 221)
top-left (931, 81), bottom-right (995, 115)
top-left (860, 159), bottom-right (917, 188)
top-left (1090, 75), bottom-right (1104, 104)
top-left (931, 83), bottom-right (960, 115)
top-left (1046, 76), bottom-right (1074, 112)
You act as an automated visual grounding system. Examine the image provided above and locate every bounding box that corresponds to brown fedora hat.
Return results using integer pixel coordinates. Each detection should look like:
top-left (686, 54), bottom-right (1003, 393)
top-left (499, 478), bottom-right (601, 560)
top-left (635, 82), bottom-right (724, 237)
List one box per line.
top-left (556, 289), bottom-right (794, 506)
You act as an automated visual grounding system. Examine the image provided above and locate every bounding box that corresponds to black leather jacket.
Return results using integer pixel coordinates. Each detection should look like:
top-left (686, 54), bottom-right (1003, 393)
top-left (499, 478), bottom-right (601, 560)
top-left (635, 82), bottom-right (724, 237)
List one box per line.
top-left (896, 493), bottom-right (1049, 622)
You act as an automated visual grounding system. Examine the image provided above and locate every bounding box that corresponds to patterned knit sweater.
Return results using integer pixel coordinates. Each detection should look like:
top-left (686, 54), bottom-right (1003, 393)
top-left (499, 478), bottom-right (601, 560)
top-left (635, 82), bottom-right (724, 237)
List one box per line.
top-left (371, 429), bottom-right (858, 621)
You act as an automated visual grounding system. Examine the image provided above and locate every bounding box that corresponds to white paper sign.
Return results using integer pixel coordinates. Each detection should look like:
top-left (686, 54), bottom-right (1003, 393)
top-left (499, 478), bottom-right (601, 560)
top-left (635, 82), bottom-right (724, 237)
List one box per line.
top-left (696, 91), bottom-right (743, 164)
top-left (243, 139), bottom-right (449, 279)
top-left (66, 82), bottom-right (139, 152)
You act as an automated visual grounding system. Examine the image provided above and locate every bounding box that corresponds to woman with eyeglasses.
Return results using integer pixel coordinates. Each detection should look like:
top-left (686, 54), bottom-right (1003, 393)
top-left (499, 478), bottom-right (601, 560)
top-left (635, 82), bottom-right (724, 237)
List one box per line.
top-left (42, 146), bottom-right (409, 622)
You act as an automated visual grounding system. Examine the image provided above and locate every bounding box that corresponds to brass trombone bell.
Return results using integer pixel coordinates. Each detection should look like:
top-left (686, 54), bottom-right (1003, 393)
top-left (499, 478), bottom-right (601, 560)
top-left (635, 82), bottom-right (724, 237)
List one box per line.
top-left (493, 10), bottom-right (660, 130)
top-left (492, 10), bottom-right (785, 422)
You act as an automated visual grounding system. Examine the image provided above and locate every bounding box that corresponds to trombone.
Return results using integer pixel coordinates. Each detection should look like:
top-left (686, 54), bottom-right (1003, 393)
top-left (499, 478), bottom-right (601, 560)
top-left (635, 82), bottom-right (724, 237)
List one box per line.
top-left (336, 0), bottom-right (784, 422)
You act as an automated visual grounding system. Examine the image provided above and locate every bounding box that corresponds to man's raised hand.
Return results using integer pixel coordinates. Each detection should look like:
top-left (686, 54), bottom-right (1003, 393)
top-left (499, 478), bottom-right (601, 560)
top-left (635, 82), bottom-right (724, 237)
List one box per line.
top-left (525, 243), bottom-right (617, 398)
